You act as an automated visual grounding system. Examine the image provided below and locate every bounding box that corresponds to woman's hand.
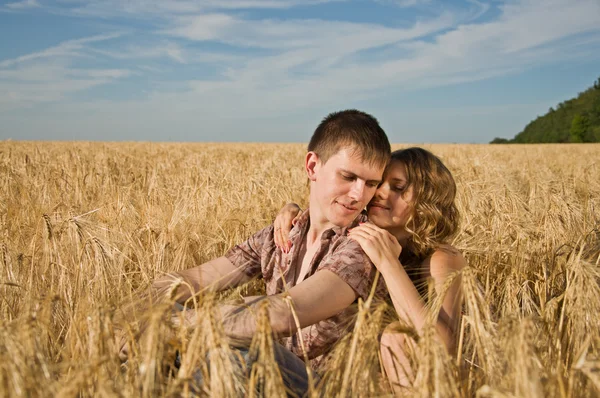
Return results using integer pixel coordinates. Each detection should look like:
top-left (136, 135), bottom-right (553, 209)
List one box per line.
top-left (273, 203), bottom-right (302, 253)
top-left (348, 222), bottom-right (402, 270)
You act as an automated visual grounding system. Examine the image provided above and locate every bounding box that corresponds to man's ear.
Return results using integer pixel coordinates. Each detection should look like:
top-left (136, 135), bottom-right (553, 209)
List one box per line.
top-left (305, 151), bottom-right (320, 181)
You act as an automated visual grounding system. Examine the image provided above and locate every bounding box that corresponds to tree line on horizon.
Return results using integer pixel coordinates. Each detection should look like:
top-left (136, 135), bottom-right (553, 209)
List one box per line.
top-left (491, 77), bottom-right (600, 144)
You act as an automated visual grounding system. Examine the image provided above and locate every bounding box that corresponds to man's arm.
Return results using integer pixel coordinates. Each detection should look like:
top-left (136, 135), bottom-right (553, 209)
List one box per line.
top-left (218, 270), bottom-right (358, 342)
top-left (116, 256), bottom-right (253, 360)
top-left (153, 256), bottom-right (253, 304)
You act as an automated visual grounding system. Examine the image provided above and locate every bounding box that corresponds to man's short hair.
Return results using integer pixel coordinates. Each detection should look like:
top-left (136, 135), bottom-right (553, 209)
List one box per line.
top-left (308, 109), bottom-right (391, 168)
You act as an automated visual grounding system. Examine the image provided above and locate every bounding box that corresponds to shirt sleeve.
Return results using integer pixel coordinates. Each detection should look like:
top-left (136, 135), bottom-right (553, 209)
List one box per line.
top-left (316, 237), bottom-right (384, 301)
top-left (224, 225), bottom-right (274, 279)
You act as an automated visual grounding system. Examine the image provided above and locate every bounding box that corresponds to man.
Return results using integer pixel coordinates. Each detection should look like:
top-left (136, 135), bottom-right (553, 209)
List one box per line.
top-left (121, 109), bottom-right (391, 394)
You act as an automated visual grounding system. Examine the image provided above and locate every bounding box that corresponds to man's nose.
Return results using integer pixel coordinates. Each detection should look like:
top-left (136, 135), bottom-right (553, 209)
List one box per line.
top-left (348, 180), bottom-right (366, 202)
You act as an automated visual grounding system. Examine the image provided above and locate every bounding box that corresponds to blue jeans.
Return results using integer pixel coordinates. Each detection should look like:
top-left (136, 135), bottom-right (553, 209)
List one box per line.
top-left (172, 304), bottom-right (317, 396)
top-left (177, 342), bottom-right (317, 397)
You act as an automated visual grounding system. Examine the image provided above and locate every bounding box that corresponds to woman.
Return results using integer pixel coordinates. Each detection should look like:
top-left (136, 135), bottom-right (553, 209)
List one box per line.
top-left (273, 147), bottom-right (465, 393)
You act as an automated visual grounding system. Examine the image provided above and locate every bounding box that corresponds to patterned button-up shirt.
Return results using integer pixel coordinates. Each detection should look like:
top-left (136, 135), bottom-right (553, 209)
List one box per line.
top-left (225, 209), bottom-right (387, 370)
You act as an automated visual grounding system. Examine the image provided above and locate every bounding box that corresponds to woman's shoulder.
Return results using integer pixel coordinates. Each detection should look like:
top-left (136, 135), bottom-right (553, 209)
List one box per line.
top-left (426, 244), bottom-right (466, 278)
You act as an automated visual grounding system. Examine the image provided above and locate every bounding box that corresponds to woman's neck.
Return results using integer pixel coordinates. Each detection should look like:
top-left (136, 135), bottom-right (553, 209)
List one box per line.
top-left (394, 230), bottom-right (410, 249)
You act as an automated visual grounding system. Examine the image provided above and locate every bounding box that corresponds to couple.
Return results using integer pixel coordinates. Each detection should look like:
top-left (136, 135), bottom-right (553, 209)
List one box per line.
top-left (117, 109), bottom-right (464, 395)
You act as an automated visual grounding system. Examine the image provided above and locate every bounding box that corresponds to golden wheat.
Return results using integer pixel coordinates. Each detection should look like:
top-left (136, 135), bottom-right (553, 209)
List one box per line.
top-left (0, 141), bottom-right (599, 397)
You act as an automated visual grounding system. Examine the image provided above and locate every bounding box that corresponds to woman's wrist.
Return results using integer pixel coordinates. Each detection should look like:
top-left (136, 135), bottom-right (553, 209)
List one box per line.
top-left (378, 256), bottom-right (402, 275)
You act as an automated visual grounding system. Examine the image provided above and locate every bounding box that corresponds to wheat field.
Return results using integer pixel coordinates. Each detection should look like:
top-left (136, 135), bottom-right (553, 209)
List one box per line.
top-left (0, 141), bottom-right (599, 397)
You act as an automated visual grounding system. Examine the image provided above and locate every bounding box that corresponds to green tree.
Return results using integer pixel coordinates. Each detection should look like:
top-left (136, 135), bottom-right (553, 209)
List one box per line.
top-left (507, 77), bottom-right (600, 143)
top-left (490, 137), bottom-right (510, 144)
top-left (593, 126), bottom-right (600, 142)
top-left (570, 114), bottom-right (589, 143)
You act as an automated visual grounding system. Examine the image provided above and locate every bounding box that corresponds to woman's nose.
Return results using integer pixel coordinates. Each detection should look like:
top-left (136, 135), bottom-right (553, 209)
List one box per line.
top-left (374, 184), bottom-right (389, 199)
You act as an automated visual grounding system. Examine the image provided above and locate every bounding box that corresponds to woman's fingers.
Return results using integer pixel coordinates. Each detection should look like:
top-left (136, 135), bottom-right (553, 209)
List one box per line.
top-left (273, 213), bottom-right (290, 249)
top-left (357, 221), bottom-right (386, 236)
top-left (347, 230), bottom-right (369, 249)
top-left (353, 224), bottom-right (400, 252)
top-left (349, 225), bottom-right (402, 260)
top-left (274, 225), bottom-right (283, 249)
top-left (348, 229), bottom-right (384, 265)
top-left (292, 213), bottom-right (301, 226)
top-left (348, 228), bottom-right (378, 247)
top-left (273, 203), bottom-right (301, 251)
top-left (275, 221), bottom-right (291, 253)
top-left (351, 224), bottom-right (385, 242)
top-left (275, 230), bottom-right (283, 249)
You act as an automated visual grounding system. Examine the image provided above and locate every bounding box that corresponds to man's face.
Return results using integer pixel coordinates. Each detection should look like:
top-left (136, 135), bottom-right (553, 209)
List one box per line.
top-left (307, 147), bottom-right (385, 227)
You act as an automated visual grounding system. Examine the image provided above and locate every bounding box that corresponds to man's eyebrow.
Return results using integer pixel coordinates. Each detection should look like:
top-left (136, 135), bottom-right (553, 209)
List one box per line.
top-left (339, 169), bottom-right (381, 184)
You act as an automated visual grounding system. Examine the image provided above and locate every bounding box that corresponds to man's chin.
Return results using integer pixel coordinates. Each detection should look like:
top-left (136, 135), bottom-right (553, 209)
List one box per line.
top-left (331, 212), bottom-right (360, 228)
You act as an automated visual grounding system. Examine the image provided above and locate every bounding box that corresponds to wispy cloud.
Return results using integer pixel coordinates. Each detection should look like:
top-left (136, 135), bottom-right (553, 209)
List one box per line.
top-left (89, 42), bottom-right (188, 64)
top-left (1, 0), bottom-right (599, 141)
top-left (0, 32), bottom-right (124, 67)
top-left (55, 0), bottom-right (345, 19)
top-left (146, 0), bottom-right (600, 117)
top-left (375, 0), bottom-right (433, 7)
top-left (164, 12), bottom-right (455, 50)
top-left (0, 33), bottom-right (131, 108)
top-left (5, 0), bottom-right (40, 10)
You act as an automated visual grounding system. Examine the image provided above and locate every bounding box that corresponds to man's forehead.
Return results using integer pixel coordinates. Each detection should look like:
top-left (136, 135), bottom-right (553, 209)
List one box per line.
top-left (326, 145), bottom-right (375, 163)
top-left (331, 144), bottom-right (366, 160)
top-left (329, 148), bottom-right (385, 179)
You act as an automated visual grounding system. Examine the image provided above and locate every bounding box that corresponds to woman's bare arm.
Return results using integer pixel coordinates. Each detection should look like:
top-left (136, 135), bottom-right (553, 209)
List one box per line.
top-left (348, 223), bottom-right (465, 351)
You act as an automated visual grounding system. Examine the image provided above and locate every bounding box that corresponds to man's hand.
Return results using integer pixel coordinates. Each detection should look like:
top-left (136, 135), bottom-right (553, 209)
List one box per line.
top-left (176, 271), bottom-right (359, 343)
top-left (115, 256), bottom-right (251, 362)
top-left (170, 307), bottom-right (199, 330)
top-left (152, 257), bottom-right (252, 305)
top-left (115, 329), bottom-right (130, 362)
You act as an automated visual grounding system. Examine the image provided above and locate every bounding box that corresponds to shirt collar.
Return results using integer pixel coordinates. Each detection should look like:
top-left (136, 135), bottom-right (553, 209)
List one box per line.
top-left (291, 208), bottom-right (366, 240)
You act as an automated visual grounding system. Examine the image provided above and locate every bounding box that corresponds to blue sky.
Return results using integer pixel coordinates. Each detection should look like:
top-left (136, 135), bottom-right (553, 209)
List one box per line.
top-left (1, 0), bottom-right (599, 143)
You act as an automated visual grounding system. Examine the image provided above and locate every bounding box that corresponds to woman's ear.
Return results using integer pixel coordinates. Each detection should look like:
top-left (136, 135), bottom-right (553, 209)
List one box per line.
top-left (305, 151), bottom-right (320, 182)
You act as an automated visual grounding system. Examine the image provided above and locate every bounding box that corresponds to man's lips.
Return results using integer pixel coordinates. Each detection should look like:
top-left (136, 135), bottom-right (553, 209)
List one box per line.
top-left (336, 202), bottom-right (358, 212)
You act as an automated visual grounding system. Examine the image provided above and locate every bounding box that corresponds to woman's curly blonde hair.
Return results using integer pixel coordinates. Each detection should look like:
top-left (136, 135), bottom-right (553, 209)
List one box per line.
top-left (393, 147), bottom-right (459, 261)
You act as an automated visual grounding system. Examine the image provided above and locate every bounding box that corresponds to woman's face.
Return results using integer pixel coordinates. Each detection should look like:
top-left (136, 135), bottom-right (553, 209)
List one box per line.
top-left (366, 159), bottom-right (414, 238)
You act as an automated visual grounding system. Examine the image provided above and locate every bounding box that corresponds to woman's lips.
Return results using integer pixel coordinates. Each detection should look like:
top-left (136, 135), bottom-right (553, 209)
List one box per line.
top-left (369, 203), bottom-right (389, 210)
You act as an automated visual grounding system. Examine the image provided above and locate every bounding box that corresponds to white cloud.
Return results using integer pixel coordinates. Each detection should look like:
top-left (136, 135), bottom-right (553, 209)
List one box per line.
top-left (89, 42), bottom-right (188, 64)
top-left (6, 0), bottom-right (40, 9)
top-left (1, 0), bottom-right (600, 142)
top-left (147, 0), bottom-right (599, 119)
top-left (166, 14), bottom-right (236, 42)
top-left (0, 32), bottom-right (124, 67)
top-left (0, 33), bottom-right (131, 108)
top-left (56, 0), bottom-right (345, 19)
top-left (375, 0), bottom-right (432, 7)
top-left (0, 62), bottom-right (132, 108)
top-left (165, 12), bottom-right (457, 50)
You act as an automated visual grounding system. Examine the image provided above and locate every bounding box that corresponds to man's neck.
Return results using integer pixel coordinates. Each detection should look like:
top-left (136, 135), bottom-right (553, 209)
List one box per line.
top-left (306, 213), bottom-right (326, 246)
top-left (306, 196), bottom-right (337, 246)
